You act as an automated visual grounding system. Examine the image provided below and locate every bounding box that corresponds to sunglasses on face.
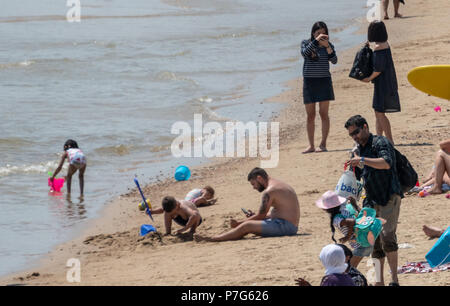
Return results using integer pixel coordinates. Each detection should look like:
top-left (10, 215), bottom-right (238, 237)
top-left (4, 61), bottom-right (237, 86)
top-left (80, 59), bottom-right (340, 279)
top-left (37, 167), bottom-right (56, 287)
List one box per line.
top-left (349, 127), bottom-right (361, 137)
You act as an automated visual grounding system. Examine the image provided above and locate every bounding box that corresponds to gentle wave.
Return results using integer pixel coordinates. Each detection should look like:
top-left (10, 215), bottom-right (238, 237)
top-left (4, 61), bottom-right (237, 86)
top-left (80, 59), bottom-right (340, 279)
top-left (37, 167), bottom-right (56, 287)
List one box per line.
top-left (0, 11), bottom-right (218, 24)
top-left (0, 137), bottom-right (34, 146)
top-left (0, 60), bottom-right (35, 70)
top-left (94, 144), bottom-right (131, 156)
top-left (0, 161), bottom-right (61, 177)
top-left (153, 71), bottom-right (198, 86)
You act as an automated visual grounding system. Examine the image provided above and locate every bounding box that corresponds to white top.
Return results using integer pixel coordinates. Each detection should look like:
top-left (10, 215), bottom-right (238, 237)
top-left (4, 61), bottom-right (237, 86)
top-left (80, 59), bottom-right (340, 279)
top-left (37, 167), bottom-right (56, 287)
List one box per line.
top-left (185, 188), bottom-right (202, 202)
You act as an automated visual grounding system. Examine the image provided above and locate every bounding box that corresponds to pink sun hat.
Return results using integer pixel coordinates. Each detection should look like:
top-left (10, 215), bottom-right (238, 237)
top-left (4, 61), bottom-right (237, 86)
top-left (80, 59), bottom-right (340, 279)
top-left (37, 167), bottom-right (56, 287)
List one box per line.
top-left (316, 190), bottom-right (347, 209)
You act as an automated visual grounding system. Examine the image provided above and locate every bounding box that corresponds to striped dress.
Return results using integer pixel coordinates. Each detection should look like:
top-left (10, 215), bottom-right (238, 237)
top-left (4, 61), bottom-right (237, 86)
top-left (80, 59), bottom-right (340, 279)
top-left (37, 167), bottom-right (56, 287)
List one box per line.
top-left (301, 39), bottom-right (337, 103)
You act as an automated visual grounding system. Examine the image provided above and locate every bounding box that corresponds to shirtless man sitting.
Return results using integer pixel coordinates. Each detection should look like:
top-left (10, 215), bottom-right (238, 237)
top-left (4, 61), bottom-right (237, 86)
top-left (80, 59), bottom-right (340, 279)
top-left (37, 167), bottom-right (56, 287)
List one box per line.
top-left (151, 196), bottom-right (202, 235)
top-left (195, 167), bottom-right (300, 242)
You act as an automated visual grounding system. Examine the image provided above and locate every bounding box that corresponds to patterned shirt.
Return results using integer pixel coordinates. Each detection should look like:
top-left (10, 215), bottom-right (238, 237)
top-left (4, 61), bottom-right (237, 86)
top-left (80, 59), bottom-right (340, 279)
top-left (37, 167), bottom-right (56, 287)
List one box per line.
top-left (358, 134), bottom-right (402, 207)
top-left (301, 39), bottom-right (337, 78)
top-left (333, 204), bottom-right (360, 250)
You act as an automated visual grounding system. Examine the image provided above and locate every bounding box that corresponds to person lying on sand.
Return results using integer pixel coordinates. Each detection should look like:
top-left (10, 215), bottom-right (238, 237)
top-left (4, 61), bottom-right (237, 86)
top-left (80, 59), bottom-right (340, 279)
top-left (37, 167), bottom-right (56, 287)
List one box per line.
top-left (195, 167), bottom-right (300, 242)
top-left (420, 139), bottom-right (450, 194)
top-left (151, 196), bottom-right (202, 235)
top-left (185, 185), bottom-right (218, 207)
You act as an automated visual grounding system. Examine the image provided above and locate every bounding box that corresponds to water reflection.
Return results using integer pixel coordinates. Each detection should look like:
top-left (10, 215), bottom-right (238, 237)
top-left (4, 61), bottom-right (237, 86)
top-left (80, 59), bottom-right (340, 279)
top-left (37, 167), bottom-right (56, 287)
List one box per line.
top-left (48, 191), bottom-right (87, 222)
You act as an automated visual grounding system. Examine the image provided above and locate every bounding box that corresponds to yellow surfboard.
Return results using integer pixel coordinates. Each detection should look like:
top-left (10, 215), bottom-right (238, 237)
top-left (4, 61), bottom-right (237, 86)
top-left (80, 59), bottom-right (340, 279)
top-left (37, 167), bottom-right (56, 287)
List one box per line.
top-left (407, 65), bottom-right (450, 100)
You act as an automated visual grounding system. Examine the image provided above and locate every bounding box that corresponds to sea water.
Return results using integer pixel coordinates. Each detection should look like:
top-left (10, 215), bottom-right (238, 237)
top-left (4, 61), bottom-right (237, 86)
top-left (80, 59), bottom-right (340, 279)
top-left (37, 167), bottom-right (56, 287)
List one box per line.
top-left (0, 0), bottom-right (366, 277)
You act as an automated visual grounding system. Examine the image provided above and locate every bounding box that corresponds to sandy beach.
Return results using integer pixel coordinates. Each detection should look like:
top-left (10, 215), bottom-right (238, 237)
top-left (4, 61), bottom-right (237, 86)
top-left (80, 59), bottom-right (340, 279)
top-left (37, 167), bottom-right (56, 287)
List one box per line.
top-left (1, 0), bottom-right (449, 286)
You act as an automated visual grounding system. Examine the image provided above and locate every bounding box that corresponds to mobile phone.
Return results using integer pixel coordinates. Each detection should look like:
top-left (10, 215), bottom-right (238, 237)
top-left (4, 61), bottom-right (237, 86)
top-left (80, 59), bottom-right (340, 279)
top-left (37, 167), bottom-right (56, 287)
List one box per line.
top-left (241, 208), bottom-right (249, 215)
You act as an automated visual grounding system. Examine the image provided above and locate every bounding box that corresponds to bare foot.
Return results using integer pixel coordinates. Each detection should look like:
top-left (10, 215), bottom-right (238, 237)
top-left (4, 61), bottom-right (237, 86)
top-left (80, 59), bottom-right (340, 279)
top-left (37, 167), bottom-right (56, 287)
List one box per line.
top-left (194, 234), bottom-right (215, 242)
top-left (315, 146), bottom-right (328, 153)
top-left (394, 14), bottom-right (403, 18)
top-left (302, 147), bottom-right (315, 154)
top-left (429, 186), bottom-right (443, 194)
top-left (384, 15), bottom-right (389, 20)
top-left (422, 225), bottom-right (444, 239)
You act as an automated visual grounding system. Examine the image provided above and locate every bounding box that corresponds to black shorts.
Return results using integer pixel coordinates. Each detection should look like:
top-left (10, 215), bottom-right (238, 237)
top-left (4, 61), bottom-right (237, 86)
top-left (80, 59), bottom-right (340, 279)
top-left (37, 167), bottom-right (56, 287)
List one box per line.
top-left (303, 77), bottom-right (335, 104)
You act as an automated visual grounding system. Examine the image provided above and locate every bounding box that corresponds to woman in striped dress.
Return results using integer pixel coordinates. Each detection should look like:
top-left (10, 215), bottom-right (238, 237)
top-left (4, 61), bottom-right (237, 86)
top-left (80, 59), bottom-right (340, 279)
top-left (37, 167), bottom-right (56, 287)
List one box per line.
top-left (301, 21), bottom-right (338, 153)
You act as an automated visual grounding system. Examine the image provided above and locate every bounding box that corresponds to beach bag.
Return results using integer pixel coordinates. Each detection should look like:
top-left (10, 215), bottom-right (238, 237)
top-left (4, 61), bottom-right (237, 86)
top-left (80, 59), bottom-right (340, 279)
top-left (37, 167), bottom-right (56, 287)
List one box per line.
top-left (349, 44), bottom-right (373, 80)
top-left (372, 136), bottom-right (418, 193)
top-left (425, 226), bottom-right (450, 267)
top-left (394, 148), bottom-right (418, 193)
top-left (354, 208), bottom-right (383, 247)
top-left (335, 166), bottom-right (364, 201)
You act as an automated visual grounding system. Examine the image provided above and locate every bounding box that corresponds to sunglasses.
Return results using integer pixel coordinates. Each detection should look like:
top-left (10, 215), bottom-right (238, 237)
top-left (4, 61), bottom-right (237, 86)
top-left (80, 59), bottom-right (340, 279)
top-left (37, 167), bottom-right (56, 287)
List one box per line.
top-left (349, 127), bottom-right (361, 137)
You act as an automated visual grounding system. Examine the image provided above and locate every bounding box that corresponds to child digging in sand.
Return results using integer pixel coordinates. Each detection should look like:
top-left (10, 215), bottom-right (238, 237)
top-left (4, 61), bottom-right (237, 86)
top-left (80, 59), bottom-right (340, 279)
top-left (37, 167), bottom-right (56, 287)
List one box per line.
top-left (185, 186), bottom-right (217, 207)
top-left (51, 139), bottom-right (86, 200)
top-left (150, 196), bottom-right (202, 236)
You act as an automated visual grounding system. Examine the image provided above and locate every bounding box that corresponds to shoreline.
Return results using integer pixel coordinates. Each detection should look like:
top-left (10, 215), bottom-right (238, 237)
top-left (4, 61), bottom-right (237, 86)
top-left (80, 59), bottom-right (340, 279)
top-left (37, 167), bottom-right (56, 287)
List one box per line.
top-left (2, 0), bottom-right (450, 286)
top-left (0, 8), bottom-right (365, 282)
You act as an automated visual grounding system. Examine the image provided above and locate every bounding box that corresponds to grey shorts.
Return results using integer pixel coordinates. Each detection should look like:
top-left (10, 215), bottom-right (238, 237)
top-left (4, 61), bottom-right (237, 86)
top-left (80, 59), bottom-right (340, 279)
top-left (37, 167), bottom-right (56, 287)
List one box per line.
top-left (353, 245), bottom-right (374, 257)
top-left (261, 218), bottom-right (298, 237)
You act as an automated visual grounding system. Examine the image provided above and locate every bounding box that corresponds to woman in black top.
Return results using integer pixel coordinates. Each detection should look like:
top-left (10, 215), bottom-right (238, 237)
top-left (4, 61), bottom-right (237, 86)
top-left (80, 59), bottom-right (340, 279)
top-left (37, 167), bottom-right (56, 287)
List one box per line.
top-left (300, 21), bottom-right (338, 153)
top-left (361, 21), bottom-right (400, 145)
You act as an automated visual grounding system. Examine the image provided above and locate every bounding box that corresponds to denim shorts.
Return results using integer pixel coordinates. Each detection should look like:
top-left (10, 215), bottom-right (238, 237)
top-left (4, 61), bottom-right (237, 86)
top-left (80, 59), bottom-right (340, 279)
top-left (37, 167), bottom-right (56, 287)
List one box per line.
top-left (353, 245), bottom-right (374, 257)
top-left (261, 218), bottom-right (298, 237)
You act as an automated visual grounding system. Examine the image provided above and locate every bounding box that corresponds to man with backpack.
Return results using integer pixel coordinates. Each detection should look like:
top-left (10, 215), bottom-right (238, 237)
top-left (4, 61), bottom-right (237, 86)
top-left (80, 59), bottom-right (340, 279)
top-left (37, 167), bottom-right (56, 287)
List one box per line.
top-left (344, 115), bottom-right (403, 286)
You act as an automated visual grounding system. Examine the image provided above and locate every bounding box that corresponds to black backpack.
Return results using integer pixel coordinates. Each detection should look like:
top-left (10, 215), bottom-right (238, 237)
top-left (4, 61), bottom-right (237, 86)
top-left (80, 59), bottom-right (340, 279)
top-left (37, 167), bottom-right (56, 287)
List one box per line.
top-left (371, 136), bottom-right (418, 194)
top-left (349, 44), bottom-right (373, 80)
top-left (394, 148), bottom-right (418, 193)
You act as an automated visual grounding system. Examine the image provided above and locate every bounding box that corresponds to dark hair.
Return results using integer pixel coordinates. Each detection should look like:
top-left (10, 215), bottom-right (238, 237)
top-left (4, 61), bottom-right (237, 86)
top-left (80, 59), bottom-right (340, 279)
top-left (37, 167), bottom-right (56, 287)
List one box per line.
top-left (344, 115), bottom-right (368, 129)
top-left (368, 20), bottom-right (388, 43)
top-left (247, 167), bottom-right (268, 181)
top-left (204, 185), bottom-right (215, 198)
top-left (337, 244), bottom-right (353, 261)
top-left (162, 196), bottom-right (177, 212)
top-left (310, 21), bottom-right (329, 41)
top-left (64, 139), bottom-right (79, 151)
top-left (326, 206), bottom-right (342, 243)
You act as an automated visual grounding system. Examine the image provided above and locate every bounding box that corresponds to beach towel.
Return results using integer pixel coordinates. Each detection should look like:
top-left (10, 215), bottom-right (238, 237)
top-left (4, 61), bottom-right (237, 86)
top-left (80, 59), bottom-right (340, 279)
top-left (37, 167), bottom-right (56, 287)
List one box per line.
top-left (397, 261), bottom-right (450, 274)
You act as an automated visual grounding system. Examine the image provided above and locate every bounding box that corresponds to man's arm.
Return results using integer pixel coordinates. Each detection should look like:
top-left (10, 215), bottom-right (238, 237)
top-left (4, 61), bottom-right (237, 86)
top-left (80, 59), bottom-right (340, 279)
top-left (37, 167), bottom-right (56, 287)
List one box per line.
top-left (346, 154), bottom-right (390, 170)
top-left (231, 192), bottom-right (272, 228)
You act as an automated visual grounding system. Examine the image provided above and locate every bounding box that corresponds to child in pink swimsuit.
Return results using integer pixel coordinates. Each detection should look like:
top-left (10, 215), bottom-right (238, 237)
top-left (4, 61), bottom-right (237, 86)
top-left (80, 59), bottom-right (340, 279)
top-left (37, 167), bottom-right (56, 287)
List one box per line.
top-left (51, 139), bottom-right (87, 199)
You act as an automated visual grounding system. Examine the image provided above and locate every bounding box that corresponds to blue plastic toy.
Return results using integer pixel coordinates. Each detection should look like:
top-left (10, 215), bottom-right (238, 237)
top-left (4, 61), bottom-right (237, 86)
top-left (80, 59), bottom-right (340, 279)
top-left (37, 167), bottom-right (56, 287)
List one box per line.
top-left (426, 226), bottom-right (450, 267)
top-left (174, 165), bottom-right (191, 181)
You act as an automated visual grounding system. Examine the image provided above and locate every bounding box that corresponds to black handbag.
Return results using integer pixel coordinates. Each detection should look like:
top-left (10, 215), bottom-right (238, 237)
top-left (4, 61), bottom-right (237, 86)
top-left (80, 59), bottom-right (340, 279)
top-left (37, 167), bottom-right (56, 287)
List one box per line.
top-left (349, 45), bottom-right (373, 80)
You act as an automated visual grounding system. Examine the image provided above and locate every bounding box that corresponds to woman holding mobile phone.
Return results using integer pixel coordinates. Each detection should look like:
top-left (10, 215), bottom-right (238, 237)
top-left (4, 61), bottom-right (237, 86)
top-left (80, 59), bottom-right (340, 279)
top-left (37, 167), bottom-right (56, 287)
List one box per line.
top-left (300, 21), bottom-right (338, 153)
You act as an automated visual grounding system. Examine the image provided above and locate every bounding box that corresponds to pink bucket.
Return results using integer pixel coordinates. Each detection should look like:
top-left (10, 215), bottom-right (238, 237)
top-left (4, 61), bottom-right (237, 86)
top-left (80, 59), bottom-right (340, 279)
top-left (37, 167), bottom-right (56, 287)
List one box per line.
top-left (48, 177), bottom-right (65, 192)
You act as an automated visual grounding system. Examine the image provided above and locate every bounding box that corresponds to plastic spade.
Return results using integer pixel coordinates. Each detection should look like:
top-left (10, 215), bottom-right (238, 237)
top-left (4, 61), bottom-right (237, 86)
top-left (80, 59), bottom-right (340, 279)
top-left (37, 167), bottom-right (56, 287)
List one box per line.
top-left (134, 177), bottom-right (154, 222)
